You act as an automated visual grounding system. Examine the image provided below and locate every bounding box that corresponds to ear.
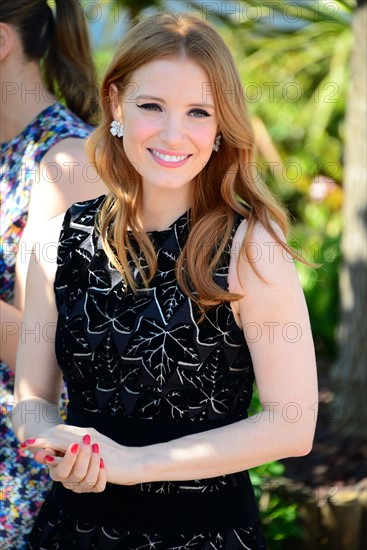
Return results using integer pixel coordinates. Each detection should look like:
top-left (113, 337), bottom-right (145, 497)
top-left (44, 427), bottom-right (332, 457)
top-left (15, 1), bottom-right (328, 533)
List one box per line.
top-left (109, 83), bottom-right (123, 122)
top-left (0, 23), bottom-right (14, 62)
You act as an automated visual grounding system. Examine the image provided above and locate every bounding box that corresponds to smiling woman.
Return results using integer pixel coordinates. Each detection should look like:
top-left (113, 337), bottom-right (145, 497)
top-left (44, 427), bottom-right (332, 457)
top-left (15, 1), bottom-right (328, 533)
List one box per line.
top-left (110, 57), bottom-right (218, 220)
top-left (13, 12), bottom-right (318, 550)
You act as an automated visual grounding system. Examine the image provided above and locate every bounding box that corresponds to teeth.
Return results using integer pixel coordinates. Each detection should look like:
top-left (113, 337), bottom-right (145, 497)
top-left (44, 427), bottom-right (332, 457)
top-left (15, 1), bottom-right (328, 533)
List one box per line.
top-left (150, 149), bottom-right (188, 163)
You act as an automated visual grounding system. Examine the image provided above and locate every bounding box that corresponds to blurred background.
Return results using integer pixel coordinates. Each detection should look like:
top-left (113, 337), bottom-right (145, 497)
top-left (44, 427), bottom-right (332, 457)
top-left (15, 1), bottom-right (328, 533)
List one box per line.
top-left (73, 1), bottom-right (366, 547)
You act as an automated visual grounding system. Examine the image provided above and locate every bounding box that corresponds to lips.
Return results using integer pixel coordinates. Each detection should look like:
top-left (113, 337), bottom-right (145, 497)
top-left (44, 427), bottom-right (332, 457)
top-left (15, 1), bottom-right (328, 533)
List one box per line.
top-left (148, 148), bottom-right (191, 164)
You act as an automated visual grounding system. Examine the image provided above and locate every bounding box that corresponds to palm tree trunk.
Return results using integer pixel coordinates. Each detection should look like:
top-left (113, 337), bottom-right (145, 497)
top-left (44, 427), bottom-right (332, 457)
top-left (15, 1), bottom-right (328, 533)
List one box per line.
top-left (330, 0), bottom-right (367, 436)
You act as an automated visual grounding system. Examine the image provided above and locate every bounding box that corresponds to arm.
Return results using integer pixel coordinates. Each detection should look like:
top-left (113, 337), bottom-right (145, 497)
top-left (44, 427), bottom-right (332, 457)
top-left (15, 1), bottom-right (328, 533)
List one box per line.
top-left (23, 221), bottom-right (318, 487)
top-left (133, 221), bottom-right (318, 482)
top-left (0, 300), bottom-right (22, 370)
top-left (12, 214), bottom-right (65, 442)
top-left (13, 214), bottom-right (108, 493)
top-left (15, 137), bottom-right (108, 312)
top-left (1, 138), bottom-right (107, 371)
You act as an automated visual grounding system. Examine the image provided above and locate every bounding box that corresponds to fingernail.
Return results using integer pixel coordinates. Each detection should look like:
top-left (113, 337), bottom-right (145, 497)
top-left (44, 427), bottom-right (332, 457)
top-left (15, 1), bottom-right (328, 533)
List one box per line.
top-left (20, 438), bottom-right (36, 447)
top-left (92, 443), bottom-right (99, 454)
top-left (100, 458), bottom-right (104, 468)
top-left (82, 434), bottom-right (90, 445)
top-left (71, 443), bottom-right (79, 454)
top-left (45, 456), bottom-right (55, 462)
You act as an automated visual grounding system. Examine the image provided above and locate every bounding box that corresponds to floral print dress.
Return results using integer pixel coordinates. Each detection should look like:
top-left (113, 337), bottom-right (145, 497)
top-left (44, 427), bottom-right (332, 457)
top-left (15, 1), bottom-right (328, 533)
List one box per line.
top-left (0, 103), bottom-right (92, 549)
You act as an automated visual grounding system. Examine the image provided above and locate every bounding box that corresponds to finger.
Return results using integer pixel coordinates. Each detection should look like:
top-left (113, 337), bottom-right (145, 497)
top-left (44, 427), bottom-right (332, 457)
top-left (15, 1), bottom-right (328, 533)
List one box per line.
top-left (50, 443), bottom-right (80, 481)
top-left (20, 437), bottom-right (66, 455)
top-left (67, 442), bottom-right (99, 494)
top-left (19, 438), bottom-right (45, 457)
top-left (44, 455), bottom-right (64, 467)
top-left (70, 434), bottom-right (93, 483)
top-left (89, 457), bottom-right (107, 493)
top-left (33, 448), bottom-right (59, 465)
top-left (87, 458), bottom-right (107, 493)
top-left (20, 438), bottom-right (37, 449)
top-left (78, 443), bottom-right (102, 492)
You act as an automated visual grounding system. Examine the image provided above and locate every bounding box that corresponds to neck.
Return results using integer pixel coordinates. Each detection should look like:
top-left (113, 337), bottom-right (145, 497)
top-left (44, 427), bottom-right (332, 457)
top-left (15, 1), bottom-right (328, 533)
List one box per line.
top-left (0, 61), bottom-right (56, 143)
top-left (140, 186), bottom-right (192, 232)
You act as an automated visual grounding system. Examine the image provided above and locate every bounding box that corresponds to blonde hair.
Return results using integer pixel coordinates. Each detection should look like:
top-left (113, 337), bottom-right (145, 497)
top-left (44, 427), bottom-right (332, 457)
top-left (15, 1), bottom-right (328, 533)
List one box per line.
top-left (87, 13), bottom-right (296, 311)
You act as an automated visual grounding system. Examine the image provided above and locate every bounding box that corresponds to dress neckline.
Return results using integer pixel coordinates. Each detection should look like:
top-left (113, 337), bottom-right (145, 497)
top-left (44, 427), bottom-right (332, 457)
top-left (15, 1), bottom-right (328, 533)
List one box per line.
top-left (146, 209), bottom-right (191, 236)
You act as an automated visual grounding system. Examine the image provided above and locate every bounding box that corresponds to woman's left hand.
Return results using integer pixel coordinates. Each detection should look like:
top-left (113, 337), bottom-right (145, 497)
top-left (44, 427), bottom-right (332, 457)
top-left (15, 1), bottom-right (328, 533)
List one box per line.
top-left (35, 438), bottom-right (107, 493)
top-left (20, 425), bottom-right (142, 489)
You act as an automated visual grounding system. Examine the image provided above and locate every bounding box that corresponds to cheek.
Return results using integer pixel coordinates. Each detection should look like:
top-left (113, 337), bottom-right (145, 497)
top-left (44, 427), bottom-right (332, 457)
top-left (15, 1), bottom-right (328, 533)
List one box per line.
top-left (123, 120), bottom-right (153, 166)
top-left (127, 116), bottom-right (158, 144)
top-left (193, 128), bottom-right (217, 157)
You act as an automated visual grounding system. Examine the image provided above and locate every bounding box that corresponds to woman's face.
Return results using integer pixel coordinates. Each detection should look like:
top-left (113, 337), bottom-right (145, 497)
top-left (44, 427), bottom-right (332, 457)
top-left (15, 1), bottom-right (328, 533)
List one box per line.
top-left (112, 57), bottom-right (218, 196)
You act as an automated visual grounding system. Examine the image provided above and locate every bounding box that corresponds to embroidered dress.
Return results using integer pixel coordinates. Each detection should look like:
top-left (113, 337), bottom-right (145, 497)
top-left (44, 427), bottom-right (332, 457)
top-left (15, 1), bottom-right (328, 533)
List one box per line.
top-left (0, 103), bottom-right (92, 550)
top-left (27, 196), bottom-right (266, 549)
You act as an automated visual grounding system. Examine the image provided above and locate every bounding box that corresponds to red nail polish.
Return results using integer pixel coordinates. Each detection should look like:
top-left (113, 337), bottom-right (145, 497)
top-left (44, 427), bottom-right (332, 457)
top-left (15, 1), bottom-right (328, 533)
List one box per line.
top-left (45, 456), bottom-right (54, 462)
top-left (26, 438), bottom-right (36, 444)
top-left (20, 442), bottom-right (27, 448)
top-left (71, 443), bottom-right (79, 454)
top-left (82, 434), bottom-right (90, 445)
top-left (92, 443), bottom-right (99, 454)
top-left (100, 458), bottom-right (104, 468)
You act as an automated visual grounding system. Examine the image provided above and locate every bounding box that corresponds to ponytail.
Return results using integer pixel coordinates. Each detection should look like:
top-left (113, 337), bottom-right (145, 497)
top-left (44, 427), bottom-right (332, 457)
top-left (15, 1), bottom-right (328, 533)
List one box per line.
top-left (1, 0), bottom-right (99, 125)
top-left (44, 0), bottom-right (99, 125)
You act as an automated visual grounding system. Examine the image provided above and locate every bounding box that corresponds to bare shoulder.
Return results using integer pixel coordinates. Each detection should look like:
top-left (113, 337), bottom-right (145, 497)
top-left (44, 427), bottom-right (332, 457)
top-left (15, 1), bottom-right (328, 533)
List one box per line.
top-left (229, 218), bottom-right (299, 294)
top-left (28, 138), bottom-right (107, 224)
top-left (40, 137), bottom-right (90, 165)
top-left (32, 213), bottom-right (65, 269)
top-left (228, 218), bottom-right (306, 330)
top-left (39, 136), bottom-right (105, 191)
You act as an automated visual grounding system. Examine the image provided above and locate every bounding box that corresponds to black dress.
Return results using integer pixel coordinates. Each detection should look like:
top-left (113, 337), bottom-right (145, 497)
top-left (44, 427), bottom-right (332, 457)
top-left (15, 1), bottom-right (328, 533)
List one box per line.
top-left (27, 196), bottom-right (267, 549)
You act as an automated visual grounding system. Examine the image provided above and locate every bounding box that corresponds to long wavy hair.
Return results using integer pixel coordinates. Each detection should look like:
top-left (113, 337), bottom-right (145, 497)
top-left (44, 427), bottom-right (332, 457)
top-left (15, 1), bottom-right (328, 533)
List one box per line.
top-left (87, 13), bottom-right (299, 311)
top-left (1, 0), bottom-right (99, 124)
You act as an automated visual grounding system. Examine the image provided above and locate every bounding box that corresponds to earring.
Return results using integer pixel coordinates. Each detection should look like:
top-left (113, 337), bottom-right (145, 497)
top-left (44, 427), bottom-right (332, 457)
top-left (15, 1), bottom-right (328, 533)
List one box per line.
top-left (110, 120), bottom-right (124, 138)
top-left (212, 134), bottom-right (222, 152)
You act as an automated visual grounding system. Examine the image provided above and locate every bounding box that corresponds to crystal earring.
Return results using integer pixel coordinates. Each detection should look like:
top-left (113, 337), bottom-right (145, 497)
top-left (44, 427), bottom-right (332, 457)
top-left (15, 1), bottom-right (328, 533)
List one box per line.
top-left (212, 134), bottom-right (222, 152)
top-left (110, 120), bottom-right (124, 138)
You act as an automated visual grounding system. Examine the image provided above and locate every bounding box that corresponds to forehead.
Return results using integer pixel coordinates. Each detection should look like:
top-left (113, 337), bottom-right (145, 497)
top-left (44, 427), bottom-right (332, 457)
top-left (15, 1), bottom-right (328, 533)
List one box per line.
top-left (126, 57), bottom-right (214, 103)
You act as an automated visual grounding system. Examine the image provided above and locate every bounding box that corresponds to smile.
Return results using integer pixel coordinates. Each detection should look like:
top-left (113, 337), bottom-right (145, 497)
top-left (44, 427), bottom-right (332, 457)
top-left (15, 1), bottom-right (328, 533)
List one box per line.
top-left (149, 149), bottom-right (191, 163)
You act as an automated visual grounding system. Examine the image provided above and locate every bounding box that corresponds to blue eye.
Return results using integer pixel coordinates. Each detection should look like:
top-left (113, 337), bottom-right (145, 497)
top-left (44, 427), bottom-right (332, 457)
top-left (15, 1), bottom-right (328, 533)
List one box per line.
top-left (190, 109), bottom-right (211, 118)
top-left (137, 103), bottom-right (161, 111)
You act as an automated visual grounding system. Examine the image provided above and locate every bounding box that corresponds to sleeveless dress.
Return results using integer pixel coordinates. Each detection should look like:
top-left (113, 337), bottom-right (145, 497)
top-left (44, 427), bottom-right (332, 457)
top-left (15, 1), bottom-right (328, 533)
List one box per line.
top-left (27, 196), bottom-right (267, 550)
top-left (0, 103), bottom-right (92, 550)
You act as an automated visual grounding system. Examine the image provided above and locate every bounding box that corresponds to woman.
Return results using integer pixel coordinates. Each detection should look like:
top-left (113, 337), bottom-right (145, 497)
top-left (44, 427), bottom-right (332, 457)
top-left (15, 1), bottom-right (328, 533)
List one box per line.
top-left (14, 13), bottom-right (318, 550)
top-left (0, 0), bottom-right (106, 546)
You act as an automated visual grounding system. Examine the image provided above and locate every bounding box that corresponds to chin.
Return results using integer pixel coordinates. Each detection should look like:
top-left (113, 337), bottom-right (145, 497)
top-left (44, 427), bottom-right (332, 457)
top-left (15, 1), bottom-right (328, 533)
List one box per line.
top-left (149, 179), bottom-right (191, 191)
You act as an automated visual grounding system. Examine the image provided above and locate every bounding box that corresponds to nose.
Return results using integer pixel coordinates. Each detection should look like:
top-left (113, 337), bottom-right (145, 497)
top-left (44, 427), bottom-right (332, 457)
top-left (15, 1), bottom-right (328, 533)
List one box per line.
top-left (160, 115), bottom-right (186, 146)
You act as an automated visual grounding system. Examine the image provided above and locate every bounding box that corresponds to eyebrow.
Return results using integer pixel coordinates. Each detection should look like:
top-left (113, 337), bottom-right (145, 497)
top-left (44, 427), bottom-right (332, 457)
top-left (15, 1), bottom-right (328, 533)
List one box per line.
top-left (134, 95), bottom-right (215, 109)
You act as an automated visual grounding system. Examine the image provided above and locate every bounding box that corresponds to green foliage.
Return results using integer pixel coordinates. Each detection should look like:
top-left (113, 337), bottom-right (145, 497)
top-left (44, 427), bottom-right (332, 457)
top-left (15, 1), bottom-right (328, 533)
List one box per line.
top-left (219, 1), bottom-right (354, 358)
top-left (92, 1), bottom-right (352, 353)
top-left (94, 49), bottom-right (115, 82)
top-left (289, 219), bottom-right (342, 358)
